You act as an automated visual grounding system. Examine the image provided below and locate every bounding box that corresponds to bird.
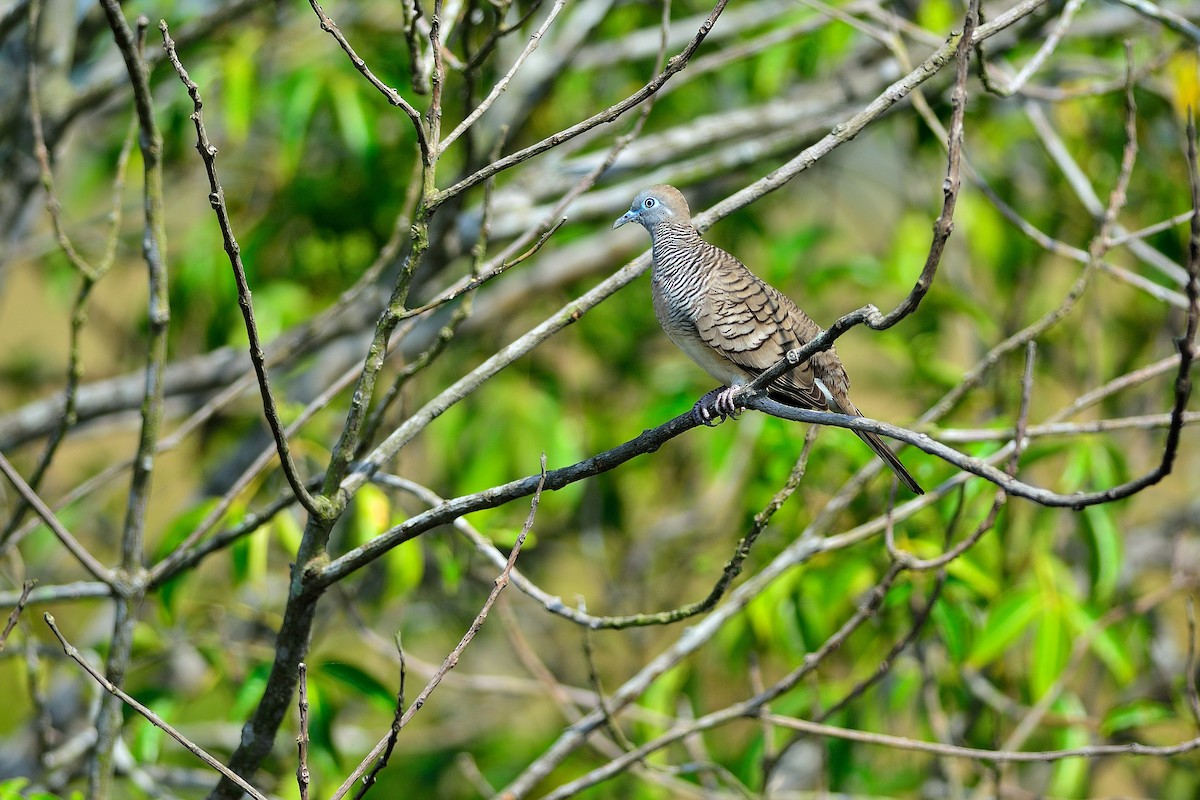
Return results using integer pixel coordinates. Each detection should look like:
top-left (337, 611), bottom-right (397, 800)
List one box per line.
top-left (613, 184), bottom-right (924, 495)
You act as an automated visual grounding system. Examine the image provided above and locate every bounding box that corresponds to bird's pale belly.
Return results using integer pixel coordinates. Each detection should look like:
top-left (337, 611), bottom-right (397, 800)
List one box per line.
top-left (663, 323), bottom-right (753, 389)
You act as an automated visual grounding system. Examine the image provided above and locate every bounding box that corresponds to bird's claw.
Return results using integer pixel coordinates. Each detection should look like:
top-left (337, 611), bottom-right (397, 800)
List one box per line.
top-left (692, 387), bottom-right (744, 427)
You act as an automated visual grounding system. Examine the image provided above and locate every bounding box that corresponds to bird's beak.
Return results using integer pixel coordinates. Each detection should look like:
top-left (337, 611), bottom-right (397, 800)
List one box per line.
top-left (612, 210), bottom-right (637, 230)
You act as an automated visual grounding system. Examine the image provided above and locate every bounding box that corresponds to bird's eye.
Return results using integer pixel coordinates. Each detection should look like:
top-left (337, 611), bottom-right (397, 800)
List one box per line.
top-left (643, 198), bottom-right (657, 209)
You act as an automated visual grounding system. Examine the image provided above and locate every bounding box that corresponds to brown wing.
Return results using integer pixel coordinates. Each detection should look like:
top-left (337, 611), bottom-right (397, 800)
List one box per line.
top-left (691, 244), bottom-right (924, 494)
top-left (692, 244), bottom-right (835, 410)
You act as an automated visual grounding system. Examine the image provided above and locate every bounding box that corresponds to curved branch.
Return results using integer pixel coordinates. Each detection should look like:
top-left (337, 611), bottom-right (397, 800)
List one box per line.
top-left (160, 24), bottom-right (329, 520)
top-left (306, 0), bottom-right (431, 161)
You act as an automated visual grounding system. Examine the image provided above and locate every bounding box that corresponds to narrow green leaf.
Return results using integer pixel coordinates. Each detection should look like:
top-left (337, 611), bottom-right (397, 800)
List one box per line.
top-left (1101, 700), bottom-right (1172, 735)
top-left (386, 537), bottom-right (424, 597)
top-left (931, 597), bottom-right (972, 662)
top-left (1030, 600), bottom-right (1065, 700)
top-left (318, 661), bottom-right (398, 713)
top-left (967, 588), bottom-right (1039, 667)
top-left (331, 74), bottom-right (373, 157)
top-left (1060, 595), bottom-right (1136, 685)
top-left (1048, 694), bottom-right (1090, 797)
top-left (351, 483), bottom-right (391, 546)
top-left (1082, 505), bottom-right (1122, 603)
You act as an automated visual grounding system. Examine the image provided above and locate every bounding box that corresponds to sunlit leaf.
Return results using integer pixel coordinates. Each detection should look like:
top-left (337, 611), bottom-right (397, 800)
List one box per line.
top-left (351, 483), bottom-right (392, 546)
top-left (386, 537), bottom-right (425, 597)
top-left (1101, 700), bottom-right (1172, 736)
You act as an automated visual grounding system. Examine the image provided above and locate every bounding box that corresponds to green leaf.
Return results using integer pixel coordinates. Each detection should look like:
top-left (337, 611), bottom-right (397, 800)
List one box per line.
top-left (386, 538), bottom-right (425, 597)
top-left (331, 74), bottom-right (373, 157)
top-left (1060, 595), bottom-right (1135, 685)
top-left (221, 31), bottom-right (261, 143)
top-left (1081, 505), bottom-right (1122, 603)
top-left (931, 597), bottom-right (972, 662)
top-left (1101, 700), bottom-right (1172, 736)
top-left (1030, 596), bottom-right (1066, 700)
top-left (1048, 694), bottom-right (1090, 797)
top-left (351, 483), bottom-right (392, 546)
top-left (638, 663), bottom-right (689, 745)
top-left (946, 553), bottom-right (1001, 599)
top-left (430, 536), bottom-right (463, 592)
top-left (133, 698), bottom-right (176, 764)
top-left (273, 508), bottom-right (303, 556)
top-left (230, 662), bottom-right (271, 722)
top-left (231, 525), bottom-right (269, 585)
top-left (280, 70), bottom-right (325, 178)
top-left (0, 779), bottom-right (30, 800)
top-left (318, 660), bottom-right (398, 713)
top-left (967, 587), bottom-right (1039, 667)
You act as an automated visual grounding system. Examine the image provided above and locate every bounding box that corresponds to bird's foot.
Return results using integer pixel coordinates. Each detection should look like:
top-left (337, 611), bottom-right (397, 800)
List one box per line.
top-left (692, 386), bottom-right (744, 427)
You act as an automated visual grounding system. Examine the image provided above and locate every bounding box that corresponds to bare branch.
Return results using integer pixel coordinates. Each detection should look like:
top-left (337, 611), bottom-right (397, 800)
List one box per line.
top-left (159, 23), bottom-right (329, 520)
top-left (0, 452), bottom-right (114, 585)
top-left (437, 0), bottom-right (566, 154)
top-left (0, 580), bottom-right (34, 651)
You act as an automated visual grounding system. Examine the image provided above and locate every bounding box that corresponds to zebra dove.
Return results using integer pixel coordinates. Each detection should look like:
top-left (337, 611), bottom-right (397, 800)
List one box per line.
top-left (613, 184), bottom-right (923, 495)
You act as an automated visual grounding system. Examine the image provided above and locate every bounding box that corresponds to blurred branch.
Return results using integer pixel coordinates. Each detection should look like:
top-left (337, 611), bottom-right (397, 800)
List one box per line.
top-left (92, 6), bottom-right (170, 793)
top-left (0, 580), bottom-right (34, 651)
top-left (429, 0), bottom-right (731, 207)
top-left (3, 0), bottom-right (135, 543)
top-left (1025, 99), bottom-right (1189, 286)
top-left (1109, 0), bottom-right (1200, 42)
top-left (759, 715), bottom-right (1200, 762)
top-left (930, 410), bottom-right (1200, 442)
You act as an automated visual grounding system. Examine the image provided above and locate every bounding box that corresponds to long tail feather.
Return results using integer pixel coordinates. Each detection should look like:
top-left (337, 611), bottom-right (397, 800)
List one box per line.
top-left (855, 429), bottom-right (924, 495)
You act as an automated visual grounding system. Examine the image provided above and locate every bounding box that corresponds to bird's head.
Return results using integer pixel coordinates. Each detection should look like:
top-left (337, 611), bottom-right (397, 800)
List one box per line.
top-left (612, 184), bottom-right (691, 232)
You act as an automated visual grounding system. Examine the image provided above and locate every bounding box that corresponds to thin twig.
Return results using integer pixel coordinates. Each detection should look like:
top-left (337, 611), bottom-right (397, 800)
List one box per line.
top-left (876, 0), bottom-right (967, 329)
top-left (437, 0), bottom-right (566, 154)
top-left (330, 454), bottom-right (547, 800)
top-left (306, 0), bottom-right (430, 160)
top-left (93, 7), bottom-right (172, 791)
top-left (351, 637), bottom-right (406, 799)
top-left (43, 613), bottom-right (270, 800)
top-left (296, 662), bottom-right (310, 800)
top-left (930, 411), bottom-right (1200, 442)
top-left (429, 0), bottom-right (731, 208)
top-left (159, 23), bottom-right (328, 520)
top-left (760, 714), bottom-right (1200, 762)
top-left (0, 452), bottom-right (114, 585)
top-left (0, 580), bottom-right (34, 652)
top-left (887, 342), bottom-right (1035, 571)
top-left (981, 0), bottom-right (1086, 97)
